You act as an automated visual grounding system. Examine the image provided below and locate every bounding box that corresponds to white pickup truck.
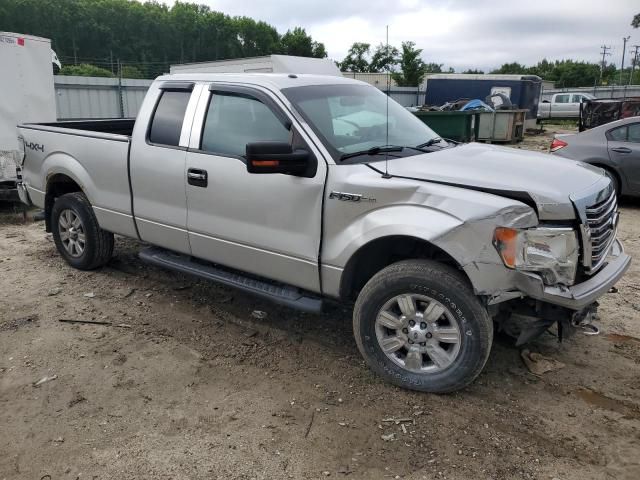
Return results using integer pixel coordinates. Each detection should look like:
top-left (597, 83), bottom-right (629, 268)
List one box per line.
top-left (537, 92), bottom-right (596, 120)
top-left (16, 73), bottom-right (630, 393)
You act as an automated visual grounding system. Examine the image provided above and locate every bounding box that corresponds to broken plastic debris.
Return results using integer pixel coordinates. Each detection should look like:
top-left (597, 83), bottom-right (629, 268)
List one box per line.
top-left (521, 349), bottom-right (565, 376)
top-left (33, 374), bottom-right (58, 387)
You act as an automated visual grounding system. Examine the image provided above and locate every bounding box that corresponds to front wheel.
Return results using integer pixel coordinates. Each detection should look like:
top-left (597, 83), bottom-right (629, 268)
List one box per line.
top-left (353, 260), bottom-right (493, 393)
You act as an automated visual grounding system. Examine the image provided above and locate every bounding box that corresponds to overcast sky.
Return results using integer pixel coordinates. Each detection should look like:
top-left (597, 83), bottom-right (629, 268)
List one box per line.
top-left (179, 0), bottom-right (638, 71)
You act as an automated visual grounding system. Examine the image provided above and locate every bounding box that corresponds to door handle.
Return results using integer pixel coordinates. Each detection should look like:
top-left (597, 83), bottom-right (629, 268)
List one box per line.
top-left (187, 168), bottom-right (208, 187)
top-left (611, 147), bottom-right (632, 154)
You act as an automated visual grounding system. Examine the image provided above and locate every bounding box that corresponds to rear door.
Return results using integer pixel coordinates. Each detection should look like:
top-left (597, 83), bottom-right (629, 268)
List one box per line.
top-left (129, 82), bottom-right (202, 254)
top-left (552, 94), bottom-right (572, 117)
top-left (183, 84), bottom-right (326, 292)
top-left (567, 94), bottom-right (586, 118)
top-left (607, 122), bottom-right (640, 193)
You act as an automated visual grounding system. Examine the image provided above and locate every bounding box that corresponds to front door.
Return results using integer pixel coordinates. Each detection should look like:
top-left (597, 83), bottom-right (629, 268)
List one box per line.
top-left (184, 85), bottom-right (326, 292)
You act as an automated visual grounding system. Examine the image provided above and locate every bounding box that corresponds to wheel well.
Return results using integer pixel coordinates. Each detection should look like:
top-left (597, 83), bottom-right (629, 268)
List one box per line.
top-left (339, 236), bottom-right (465, 301)
top-left (45, 174), bottom-right (83, 232)
top-left (592, 163), bottom-right (621, 192)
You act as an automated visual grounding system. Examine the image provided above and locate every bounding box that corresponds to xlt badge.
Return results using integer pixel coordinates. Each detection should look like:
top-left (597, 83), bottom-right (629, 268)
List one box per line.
top-left (329, 191), bottom-right (376, 203)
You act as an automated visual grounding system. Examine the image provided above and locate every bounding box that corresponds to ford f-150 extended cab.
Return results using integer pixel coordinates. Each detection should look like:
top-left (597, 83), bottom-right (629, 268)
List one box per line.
top-left (16, 73), bottom-right (630, 393)
top-left (538, 92), bottom-right (596, 120)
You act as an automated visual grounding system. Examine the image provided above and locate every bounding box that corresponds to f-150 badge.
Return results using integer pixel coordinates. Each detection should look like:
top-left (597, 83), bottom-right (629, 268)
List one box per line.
top-left (329, 191), bottom-right (376, 203)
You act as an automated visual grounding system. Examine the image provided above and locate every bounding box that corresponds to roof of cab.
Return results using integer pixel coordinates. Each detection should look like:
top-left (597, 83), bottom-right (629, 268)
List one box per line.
top-left (155, 73), bottom-right (367, 90)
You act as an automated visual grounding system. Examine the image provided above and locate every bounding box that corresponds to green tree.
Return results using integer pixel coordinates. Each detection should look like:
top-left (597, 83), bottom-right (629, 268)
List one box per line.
top-left (462, 69), bottom-right (484, 74)
top-left (280, 27), bottom-right (327, 58)
top-left (490, 59), bottom-right (619, 87)
top-left (339, 42), bottom-right (371, 72)
top-left (391, 41), bottom-right (427, 86)
top-left (491, 62), bottom-right (527, 74)
top-left (368, 43), bottom-right (399, 72)
top-left (311, 41), bottom-right (327, 59)
top-left (0, 0), bottom-right (328, 78)
top-left (424, 62), bottom-right (443, 73)
top-left (59, 64), bottom-right (114, 77)
top-left (632, 13), bottom-right (639, 28)
top-left (120, 65), bottom-right (144, 78)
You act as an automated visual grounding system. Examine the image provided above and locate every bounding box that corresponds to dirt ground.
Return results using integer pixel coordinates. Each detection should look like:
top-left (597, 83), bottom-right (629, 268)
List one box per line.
top-left (1, 125), bottom-right (639, 480)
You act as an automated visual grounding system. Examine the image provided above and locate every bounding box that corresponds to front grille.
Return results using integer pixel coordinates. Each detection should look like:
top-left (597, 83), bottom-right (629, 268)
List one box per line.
top-left (584, 189), bottom-right (617, 273)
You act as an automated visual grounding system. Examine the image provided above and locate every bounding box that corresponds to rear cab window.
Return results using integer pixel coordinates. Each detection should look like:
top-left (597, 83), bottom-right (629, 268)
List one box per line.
top-left (148, 90), bottom-right (192, 146)
top-left (555, 94), bottom-right (570, 104)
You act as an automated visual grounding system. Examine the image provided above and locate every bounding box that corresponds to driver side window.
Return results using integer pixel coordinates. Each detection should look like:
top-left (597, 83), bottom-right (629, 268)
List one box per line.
top-left (200, 92), bottom-right (290, 157)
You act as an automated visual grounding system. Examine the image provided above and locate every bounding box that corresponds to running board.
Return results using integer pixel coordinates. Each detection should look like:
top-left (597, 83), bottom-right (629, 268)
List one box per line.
top-left (139, 247), bottom-right (323, 313)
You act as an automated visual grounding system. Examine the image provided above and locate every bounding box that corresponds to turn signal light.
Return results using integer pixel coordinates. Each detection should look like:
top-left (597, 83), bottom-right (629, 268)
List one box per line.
top-left (493, 227), bottom-right (518, 268)
top-left (251, 160), bottom-right (280, 167)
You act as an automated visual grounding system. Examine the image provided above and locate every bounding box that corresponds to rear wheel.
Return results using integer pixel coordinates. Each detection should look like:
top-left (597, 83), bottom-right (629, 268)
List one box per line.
top-left (51, 192), bottom-right (114, 270)
top-left (353, 260), bottom-right (493, 393)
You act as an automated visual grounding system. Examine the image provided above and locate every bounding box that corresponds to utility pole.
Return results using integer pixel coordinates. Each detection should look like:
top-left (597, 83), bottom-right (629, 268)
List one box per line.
top-left (630, 45), bottom-right (640, 86)
top-left (620, 36), bottom-right (630, 85)
top-left (599, 45), bottom-right (611, 84)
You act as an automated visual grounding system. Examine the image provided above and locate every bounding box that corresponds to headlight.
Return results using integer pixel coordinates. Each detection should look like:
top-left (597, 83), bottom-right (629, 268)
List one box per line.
top-left (493, 227), bottom-right (579, 286)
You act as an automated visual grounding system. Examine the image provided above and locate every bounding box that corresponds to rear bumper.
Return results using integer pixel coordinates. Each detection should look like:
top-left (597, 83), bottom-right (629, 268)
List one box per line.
top-left (516, 239), bottom-right (630, 310)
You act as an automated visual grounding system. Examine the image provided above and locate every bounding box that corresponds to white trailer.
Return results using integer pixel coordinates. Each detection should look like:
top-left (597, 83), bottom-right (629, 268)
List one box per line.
top-left (170, 54), bottom-right (341, 76)
top-left (0, 32), bottom-right (57, 199)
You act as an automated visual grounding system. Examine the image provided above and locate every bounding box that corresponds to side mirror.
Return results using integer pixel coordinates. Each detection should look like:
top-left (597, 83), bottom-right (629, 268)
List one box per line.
top-left (246, 142), bottom-right (309, 176)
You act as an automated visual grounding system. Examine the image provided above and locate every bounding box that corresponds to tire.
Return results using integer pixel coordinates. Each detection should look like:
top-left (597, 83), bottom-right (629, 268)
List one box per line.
top-left (51, 192), bottom-right (114, 270)
top-left (353, 260), bottom-right (493, 393)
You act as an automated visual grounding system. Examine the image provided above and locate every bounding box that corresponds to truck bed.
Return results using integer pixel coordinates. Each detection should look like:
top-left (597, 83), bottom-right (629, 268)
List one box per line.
top-left (18, 119), bottom-right (137, 237)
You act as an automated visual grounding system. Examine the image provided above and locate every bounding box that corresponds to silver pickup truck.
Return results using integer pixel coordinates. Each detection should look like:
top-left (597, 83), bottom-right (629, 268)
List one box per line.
top-left (16, 73), bottom-right (630, 393)
top-left (538, 92), bottom-right (596, 120)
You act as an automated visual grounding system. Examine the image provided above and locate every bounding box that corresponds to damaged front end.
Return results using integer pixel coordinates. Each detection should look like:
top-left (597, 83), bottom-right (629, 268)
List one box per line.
top-left (444, 180), bottom-right (630, 346)
top-left (485, 183), bottom-right (630, 345)
top-left (491, 298), bottom-right (600, 346)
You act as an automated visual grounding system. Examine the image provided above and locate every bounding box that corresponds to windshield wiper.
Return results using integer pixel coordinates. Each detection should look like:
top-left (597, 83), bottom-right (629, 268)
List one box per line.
top-left (416, 137), bottom-right (443, 148)
top-left (339, 145), bottom-right (404, 161)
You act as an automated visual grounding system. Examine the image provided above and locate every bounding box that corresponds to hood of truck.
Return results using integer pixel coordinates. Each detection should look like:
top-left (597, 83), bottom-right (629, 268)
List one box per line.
top-left (372, 143), bottom-right (607, 220)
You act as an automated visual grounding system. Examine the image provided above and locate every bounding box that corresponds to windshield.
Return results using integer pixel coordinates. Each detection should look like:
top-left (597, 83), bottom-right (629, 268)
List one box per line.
top-left (282, 84), bottom-right (441, 163)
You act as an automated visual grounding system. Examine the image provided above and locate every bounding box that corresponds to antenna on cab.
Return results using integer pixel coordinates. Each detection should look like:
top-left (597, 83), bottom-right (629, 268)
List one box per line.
top-left (382, 24), bottom-right (391, 179)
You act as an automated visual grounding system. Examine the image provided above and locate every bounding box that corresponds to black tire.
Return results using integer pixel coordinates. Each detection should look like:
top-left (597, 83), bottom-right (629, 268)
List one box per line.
top-left (51, 192), bottom-right (114, 270)
top-left (353, 260), bottom-right (493, 393)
